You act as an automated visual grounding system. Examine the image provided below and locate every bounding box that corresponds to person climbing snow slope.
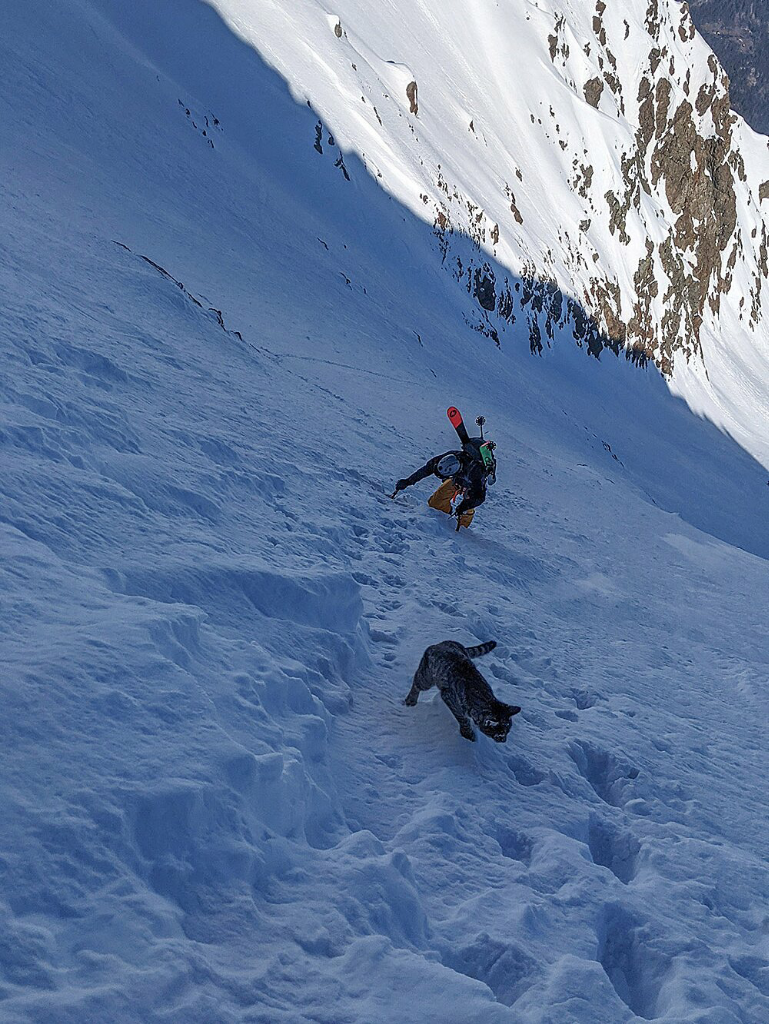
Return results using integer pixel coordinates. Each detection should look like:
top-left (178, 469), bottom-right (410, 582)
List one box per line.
top-left (390, 409), bottom-right (496, 529)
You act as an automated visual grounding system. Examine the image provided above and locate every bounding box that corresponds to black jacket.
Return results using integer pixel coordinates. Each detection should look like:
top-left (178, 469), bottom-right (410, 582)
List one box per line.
top-left (396, 438), bottom-right (495, 516)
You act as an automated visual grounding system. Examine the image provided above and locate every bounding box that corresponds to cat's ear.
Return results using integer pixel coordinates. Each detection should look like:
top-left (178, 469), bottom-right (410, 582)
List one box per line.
top-left (506, 704), bottom-right (522, 717)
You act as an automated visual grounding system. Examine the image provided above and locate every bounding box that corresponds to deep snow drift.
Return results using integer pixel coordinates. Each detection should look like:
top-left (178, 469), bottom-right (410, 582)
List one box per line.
top-left (1, 1), bottom-right (768, 1022)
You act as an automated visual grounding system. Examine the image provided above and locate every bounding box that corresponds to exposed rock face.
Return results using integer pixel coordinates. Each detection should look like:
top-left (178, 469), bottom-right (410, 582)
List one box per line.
top-left (426, 0), bottom-right (767, 373)
top-left (306, 0), bottom-right (766, 374)
top-left (584, 77), bottom-right (604, 107)
top-left (596, 13), bottom-right (759, 369)
top-left (406, 81), bottom-right (418, 116)
top-left (634, 63), bottom-right (740, 363)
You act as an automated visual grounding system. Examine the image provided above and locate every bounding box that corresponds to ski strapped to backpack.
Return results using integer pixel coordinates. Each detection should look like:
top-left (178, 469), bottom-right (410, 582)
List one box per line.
top-left (448, 407), bottom-right (496, 476)
top-left (447, 406), bottom-right (469, 444)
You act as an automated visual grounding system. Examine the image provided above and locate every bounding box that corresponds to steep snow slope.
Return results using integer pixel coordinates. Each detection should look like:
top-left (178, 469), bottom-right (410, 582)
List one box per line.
top-left (200, 0), bottom-right (769, 464)
top-left (1, 1), bottom-right (768, 1023)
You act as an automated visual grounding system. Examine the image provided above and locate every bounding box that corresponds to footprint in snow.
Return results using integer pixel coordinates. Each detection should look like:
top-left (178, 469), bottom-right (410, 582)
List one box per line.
top-left (494, 825), bottom-right (534, 865)
top-left (587, 816), bottom-right (641, 884)
top-left (596, 904), bottom-right (672, 1019)
top-left (571, 686), bottom-right (601, 709)
top-left (555, 708), bottom-right (579, 722)
top-left (569, 740), bottom-right (640, 808)
top-left (508, 755), bottom-right (547, 787)
top-left (368, 628), bottom-right (398, 645)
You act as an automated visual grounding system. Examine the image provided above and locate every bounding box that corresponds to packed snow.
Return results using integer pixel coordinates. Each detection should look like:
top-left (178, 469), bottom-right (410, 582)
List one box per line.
top-left (1, 1), bottom-right (768, 1022)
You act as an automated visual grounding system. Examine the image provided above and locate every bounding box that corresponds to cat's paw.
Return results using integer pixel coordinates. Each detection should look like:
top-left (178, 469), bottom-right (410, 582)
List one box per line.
top-left (404, 694), bottom-right (418, 706)
top-left (460, 723), bottom-right (476, 741)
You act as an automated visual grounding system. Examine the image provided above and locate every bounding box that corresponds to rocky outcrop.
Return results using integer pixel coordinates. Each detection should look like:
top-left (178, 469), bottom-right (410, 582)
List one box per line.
top-left (610, 40), bottom-right (747, 365)
top-left (406, 81), bottom-right (418, 116)
top-left (424, 0), bottom-right (767, 373)
top-left (584, 77), bottom-right (604, 108)
top-left (330, 0), bottom-right (766, 374)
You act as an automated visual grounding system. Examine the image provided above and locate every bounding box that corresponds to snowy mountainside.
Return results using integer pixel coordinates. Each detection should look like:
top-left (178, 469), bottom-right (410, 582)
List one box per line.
top-left (210, 0), bottom-right (769, 452)
top-left (1, 1), bottom-right (769, 1023)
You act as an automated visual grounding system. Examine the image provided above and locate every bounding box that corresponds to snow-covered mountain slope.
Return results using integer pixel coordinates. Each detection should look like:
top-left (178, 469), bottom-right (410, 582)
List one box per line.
top-left (196, 0), bottom-right (769, 462)
top-left (1, 1), bottom-right (768, 1022)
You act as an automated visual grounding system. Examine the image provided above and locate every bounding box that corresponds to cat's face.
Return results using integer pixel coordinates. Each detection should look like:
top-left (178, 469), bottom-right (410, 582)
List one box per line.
top-left (478, 703), bottom-right (521, 743)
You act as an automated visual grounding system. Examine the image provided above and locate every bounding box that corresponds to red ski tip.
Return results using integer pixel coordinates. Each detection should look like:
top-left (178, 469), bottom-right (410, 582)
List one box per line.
top-left (447, 407), bottom-right (463, 427)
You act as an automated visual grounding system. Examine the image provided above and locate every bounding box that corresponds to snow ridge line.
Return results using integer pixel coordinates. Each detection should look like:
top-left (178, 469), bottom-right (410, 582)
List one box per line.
top-left (113, 241), bottom-right (244, 342)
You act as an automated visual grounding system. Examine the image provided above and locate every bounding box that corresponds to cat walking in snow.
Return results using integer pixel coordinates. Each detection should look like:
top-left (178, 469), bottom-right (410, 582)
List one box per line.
top-left (405, 640), bottom-right (520, 742)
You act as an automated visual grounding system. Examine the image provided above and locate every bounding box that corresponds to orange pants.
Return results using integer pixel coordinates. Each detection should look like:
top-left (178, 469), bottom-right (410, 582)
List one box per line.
top-left (428, 479), bottom-right (475, 529)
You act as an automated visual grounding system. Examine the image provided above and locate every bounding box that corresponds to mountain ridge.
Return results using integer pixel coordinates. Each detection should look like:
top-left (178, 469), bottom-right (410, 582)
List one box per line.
top-left (209, 0), bottom-right (768, 380)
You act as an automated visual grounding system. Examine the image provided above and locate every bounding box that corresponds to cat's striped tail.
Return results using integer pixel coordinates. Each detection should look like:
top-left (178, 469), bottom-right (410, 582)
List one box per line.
top-left (465, 640), bottom-right (496, 659)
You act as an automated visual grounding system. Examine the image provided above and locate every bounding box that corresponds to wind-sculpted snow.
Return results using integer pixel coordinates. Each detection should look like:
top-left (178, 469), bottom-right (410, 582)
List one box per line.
top-left (1, 1), bottom-right (768, 1022)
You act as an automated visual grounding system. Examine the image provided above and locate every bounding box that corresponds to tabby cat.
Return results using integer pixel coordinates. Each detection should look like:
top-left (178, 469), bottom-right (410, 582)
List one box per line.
top-left (404, 640), bottom-right (521, 742)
